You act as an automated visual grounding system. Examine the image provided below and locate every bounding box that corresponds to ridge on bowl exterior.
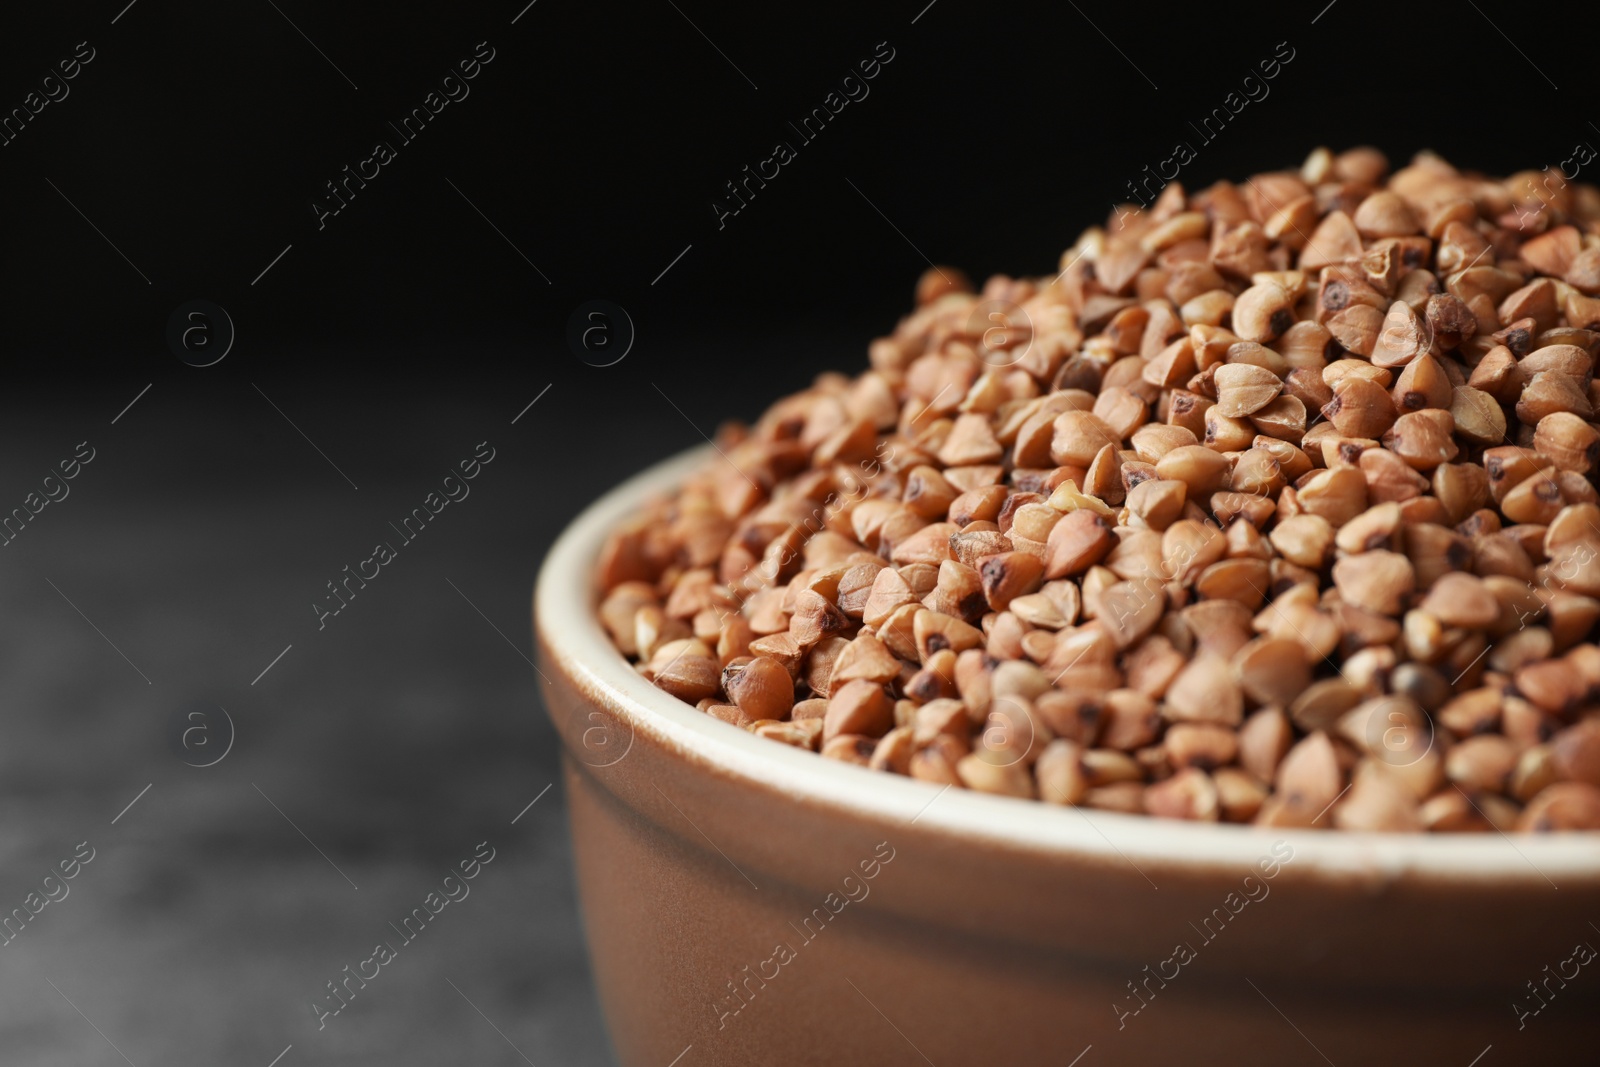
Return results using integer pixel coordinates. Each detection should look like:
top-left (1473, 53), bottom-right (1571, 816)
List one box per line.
top-left (535, 445), bottom-right (1600, 1067)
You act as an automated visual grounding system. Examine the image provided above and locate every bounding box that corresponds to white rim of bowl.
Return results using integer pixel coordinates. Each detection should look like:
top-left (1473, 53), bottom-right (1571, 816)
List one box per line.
top-left (536, 445), bottom-right (1600, 882)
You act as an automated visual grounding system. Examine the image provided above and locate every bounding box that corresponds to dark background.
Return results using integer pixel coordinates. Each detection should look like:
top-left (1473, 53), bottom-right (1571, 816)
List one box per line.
top-left (3, 0), bottom-right (1589, 402)
top-left (0, 0), bottom-right (1588, 1064)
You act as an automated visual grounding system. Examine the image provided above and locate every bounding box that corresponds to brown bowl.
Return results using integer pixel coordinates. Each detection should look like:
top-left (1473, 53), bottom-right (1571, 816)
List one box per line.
top-left (535, 446), bottom-right (1600, 1067)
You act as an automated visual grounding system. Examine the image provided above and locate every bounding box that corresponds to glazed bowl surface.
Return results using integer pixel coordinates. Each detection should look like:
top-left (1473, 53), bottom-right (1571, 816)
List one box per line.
top-left (535, 445), bottom-right (1600, 1067)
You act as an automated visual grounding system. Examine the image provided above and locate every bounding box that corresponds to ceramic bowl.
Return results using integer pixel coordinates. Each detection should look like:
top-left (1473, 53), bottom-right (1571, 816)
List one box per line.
top-left (534, 446), bottom-right (1600, 1067)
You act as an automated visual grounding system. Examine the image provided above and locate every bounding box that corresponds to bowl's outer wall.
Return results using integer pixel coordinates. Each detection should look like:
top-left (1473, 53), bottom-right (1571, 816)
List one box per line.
top-left (541, 636), bottom-right (1600, 1066)
top-left (534, 447), bottom-right (1600, 1066)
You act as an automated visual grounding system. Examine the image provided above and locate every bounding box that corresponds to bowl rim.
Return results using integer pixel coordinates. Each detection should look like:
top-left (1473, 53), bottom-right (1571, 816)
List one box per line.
top-left (535, 444), bottom-right (1600, 882)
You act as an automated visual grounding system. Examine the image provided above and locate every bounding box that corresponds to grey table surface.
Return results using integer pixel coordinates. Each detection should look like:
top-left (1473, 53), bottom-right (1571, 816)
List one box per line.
top-left (0, 375), bottom-right (720, 1066)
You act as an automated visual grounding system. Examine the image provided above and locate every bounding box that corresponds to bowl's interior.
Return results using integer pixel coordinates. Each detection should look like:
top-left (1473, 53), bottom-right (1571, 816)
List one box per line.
top-left (535, 444), bottom-right (1600, 883)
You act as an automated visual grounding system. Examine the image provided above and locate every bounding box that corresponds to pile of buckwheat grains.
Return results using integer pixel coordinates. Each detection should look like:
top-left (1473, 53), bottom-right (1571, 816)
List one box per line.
top-left (597, 147), bottom-right (1600, 832)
